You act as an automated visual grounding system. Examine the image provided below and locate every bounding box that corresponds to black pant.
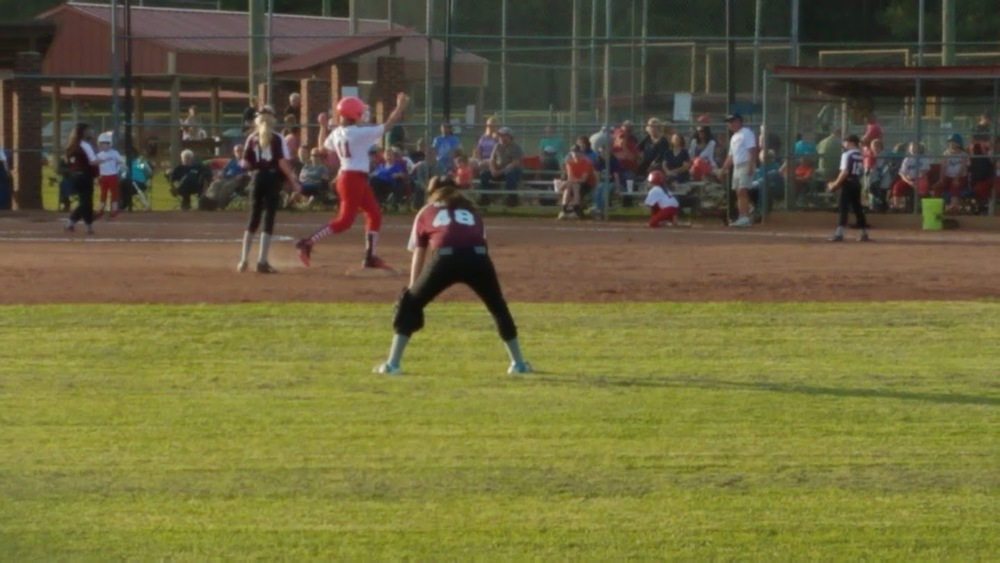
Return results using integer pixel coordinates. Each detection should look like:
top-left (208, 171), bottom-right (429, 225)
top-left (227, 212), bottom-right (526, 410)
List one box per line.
top-left (397, 248), bottom-right (517, 341)
top-left (246, 169), bottom-right (283, 234)
top-left (838, 181), bottom-right (868, 228)
top-left (68, 173), bottom-right (95, 225)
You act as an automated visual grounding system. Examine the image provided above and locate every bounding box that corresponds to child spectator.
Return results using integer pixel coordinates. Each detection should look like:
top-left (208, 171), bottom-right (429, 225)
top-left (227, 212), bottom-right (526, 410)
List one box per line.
top-left (294, 147), bottom-right (333, 208)
top-left (452, 153), bottom-right (474, 189)
top-left (94, 131), bottom-right (122, 219)
top-left (644, 170), bottom-right (680, 227)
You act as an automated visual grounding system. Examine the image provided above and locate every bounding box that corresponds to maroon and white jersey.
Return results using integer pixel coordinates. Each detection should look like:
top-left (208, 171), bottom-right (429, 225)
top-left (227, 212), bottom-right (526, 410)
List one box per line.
top-left (242, 132), bottom-right (289, 170)
top-left (407, 203), bottom-right (487, 251)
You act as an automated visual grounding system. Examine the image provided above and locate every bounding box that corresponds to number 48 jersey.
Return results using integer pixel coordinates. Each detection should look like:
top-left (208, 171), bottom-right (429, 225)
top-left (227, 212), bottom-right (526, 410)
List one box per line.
top-left (408, 203), bottom-right (487, 251)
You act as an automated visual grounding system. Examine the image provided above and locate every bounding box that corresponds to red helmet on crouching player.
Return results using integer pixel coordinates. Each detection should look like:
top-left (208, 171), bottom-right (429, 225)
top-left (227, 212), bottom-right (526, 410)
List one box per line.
top-left (336, 96), bottom-right (366, 122)
top-left (647, 169), bottom-right (665, 187)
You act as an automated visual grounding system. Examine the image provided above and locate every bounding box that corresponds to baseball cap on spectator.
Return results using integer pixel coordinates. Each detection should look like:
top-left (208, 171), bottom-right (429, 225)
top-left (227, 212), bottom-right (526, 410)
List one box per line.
top-left (368, 145), bottom-right (379, 154)
top-left (498, 127), bottom-right (513, 136)
top-left (948, 133), bottom-right (963, 145)
top-left (725, 113), bottom-right (743, 122)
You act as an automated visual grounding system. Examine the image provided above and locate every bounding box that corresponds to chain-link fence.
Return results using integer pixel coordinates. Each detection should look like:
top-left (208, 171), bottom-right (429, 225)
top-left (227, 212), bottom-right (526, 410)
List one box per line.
top-left (10, 0), bottom-right (1000, 215)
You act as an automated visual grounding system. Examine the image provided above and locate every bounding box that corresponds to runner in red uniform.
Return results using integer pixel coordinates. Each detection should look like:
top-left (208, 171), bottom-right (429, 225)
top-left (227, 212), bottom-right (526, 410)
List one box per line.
top-left (373, 175), bottom-right (532, 375)
top-left (295, 92), bottom-right (409, 269)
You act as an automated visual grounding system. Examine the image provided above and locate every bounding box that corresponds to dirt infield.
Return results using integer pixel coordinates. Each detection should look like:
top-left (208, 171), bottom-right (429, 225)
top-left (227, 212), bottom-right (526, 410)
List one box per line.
top-left (1, 210), bottom-right (998, 304)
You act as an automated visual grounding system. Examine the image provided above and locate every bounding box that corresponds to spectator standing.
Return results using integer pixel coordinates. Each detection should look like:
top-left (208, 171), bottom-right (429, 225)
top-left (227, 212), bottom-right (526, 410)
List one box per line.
top-left (432, 122), bottom-right (462, 172)
top-left (478, 126), bottom-right (523, 206)
top-left (636, 118), bottom-right (669, 177)
top-left (93, 131), bottom-right (122, 220)
top-left (816, 128), bottom-right (844, 182)
top-left (826, 134), bottom-right (870, 242)
top-left (971, 112), bottom-right (992, 148)
top-left (722, 113), bottom-right (758, 227)
top-left (284, 92), bottom-right (302, 123)
top-left (969, 142), bottom-right (996, 207)
top-left (295, 92), bottom-right (410, 270)
top-left (237, 106), bottom-right (302, 273)
top-left (372, 175), bottom-right (531, 376)
top-left (63, 123), bottom-right (100, 234)
top-left (860, 112), bottom-right (883, 148)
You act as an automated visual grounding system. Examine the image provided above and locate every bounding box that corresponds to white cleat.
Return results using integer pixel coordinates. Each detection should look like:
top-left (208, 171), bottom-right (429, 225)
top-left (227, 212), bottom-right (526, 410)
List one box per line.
top-left (507, 361), bottom-right (533, 374)
top-left (373, 362), bottom-right (402, 375)
top-left (237, 260), bottom-right (248, 273)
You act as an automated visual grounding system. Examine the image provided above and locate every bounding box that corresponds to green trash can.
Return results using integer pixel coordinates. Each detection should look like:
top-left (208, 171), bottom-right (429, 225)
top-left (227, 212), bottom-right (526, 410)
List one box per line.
top-left (922, 198), bottom-right (943, 230)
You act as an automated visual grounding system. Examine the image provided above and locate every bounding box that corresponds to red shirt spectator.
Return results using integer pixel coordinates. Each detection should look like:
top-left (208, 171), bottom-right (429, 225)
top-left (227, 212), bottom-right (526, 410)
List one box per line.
top-left (861, 113), bottom-right (883, 148)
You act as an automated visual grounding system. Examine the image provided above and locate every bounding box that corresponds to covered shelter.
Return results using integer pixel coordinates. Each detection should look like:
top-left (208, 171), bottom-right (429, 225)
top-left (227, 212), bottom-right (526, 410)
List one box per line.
top-left (765, 64), bottom-right (1000, 217)
top-left (0, 21), bottom-right (57, 209)
top-left (36, 2), bottom-right (489, 163)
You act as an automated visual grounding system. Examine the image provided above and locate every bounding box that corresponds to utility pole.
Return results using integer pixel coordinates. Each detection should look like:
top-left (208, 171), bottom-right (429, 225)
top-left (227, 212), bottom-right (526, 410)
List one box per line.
top-left (443, 0), bottom-right (454, 120)
top-left (248, 0), bottom-right (265, 101)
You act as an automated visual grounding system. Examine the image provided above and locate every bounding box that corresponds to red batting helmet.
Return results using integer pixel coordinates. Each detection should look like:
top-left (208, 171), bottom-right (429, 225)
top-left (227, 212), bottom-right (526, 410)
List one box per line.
top-left (647, 170), bottom-right (665, 186)
top-left (336, 96), bottom-right (366, 121)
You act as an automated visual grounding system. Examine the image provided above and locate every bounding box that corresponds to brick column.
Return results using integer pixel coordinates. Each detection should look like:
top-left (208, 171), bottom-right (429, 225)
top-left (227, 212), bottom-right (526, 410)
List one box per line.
top-left (329, 62), bottom-right (359, 106)
top-left (373, 56), bottom-right (405, 122)
top-left (300, 77), bottom-right (330, 148)
top-left (12, 52), bottom-right (42, 210)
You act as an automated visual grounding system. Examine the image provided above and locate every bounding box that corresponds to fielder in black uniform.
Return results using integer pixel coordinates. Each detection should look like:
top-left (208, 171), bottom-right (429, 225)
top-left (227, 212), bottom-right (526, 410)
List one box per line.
top-left (237, 105), bottom-right (301, 273)
top-left (373, 175), bottom-right (531, 375)
top-left (827, 134), bottom-right (871, 242)
top-left (63, 123), bottom-right (100, 234)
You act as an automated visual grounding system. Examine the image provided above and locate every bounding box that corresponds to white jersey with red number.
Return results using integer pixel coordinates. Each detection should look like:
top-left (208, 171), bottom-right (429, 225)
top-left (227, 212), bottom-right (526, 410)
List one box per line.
top-left (324, 124), bottom-right (385, 172)
top-left (644, 185), bottom-right (679, 209)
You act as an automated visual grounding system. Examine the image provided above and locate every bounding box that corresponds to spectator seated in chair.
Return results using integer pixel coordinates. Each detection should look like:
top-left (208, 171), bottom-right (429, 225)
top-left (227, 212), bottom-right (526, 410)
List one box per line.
top-left (369, 146), bottom-right (408, 210)
top-left (934, 133), bottom-right (970, 213)
top-left (478, 126), bottom-right (523, 206)
top-left (554, 145), bottom-right (595, 220)
top-left (202, 144), bottom-right (250, 210)
top-left (890, 141), bottom-right (930, 211)
top-left (119, 148), bottom-right (154, 211)
top-left (661, 133), bottom-right (691, 186)
top-left (169, 149), bottom-right (211, 210)
top-left (293, 147), bottom-right (334, 209)
top-left (540, 145), bottom-right (562, 173)
top-left (588, 145), bottom-right (625, 219)
top-left (750, 149), bottom-right (785, 212)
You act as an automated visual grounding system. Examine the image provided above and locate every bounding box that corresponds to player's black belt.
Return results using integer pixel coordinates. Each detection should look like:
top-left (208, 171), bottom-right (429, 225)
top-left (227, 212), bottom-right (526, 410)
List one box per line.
top-left (436, 246), bottom-right (487, 256)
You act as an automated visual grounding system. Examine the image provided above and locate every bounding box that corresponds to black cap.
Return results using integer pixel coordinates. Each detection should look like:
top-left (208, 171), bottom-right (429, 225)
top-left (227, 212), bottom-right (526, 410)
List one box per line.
top-left (724, 113), bottom-right (743, 122)
top-left (845, 134), bottom-right (860, 144)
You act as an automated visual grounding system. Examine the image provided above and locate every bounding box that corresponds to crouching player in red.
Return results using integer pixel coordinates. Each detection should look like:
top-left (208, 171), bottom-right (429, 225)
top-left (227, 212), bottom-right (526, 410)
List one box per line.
top-left (296, 92), bottom-right (409, 269)
top-left (644, 170), bottom-right (680, 227)
top-left (373, 175), bottom-right (531, 375)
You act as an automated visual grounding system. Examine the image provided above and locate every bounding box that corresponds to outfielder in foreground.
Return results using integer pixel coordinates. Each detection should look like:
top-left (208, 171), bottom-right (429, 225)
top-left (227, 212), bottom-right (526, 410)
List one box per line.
top-left (296, 92), bottom-right (409, 270)
top-left (373, 175), bottom-right (532, 375)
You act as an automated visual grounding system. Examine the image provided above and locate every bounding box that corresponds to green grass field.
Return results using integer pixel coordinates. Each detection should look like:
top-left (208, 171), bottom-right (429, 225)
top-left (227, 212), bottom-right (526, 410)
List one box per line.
top-left (2, 302), bottom-right (998, 559)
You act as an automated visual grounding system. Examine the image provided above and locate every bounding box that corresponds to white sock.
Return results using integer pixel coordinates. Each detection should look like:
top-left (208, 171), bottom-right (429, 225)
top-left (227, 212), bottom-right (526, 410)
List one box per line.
top-left (258, 233), bottom-right (272, 265)
top-left (240, 231), bottom-right (254, 263)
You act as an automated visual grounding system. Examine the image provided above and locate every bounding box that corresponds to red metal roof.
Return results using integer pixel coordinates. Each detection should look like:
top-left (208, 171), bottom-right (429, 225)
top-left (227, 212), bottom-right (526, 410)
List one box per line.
top-left (41, 85), bottom-right (247, 102)
top-left (772, 65), bottom-right (1000, 98)
top-left (38, 3), bottom-right (486, 63)
top-left (272, 32), bottom-right (404, 74)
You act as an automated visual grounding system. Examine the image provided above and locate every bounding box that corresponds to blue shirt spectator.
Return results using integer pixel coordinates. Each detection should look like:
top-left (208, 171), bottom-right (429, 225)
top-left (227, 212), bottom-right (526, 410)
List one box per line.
top-left (373, 159), bottom-right (406, 183)
top-left (431, 123), bottom-right (461, 170)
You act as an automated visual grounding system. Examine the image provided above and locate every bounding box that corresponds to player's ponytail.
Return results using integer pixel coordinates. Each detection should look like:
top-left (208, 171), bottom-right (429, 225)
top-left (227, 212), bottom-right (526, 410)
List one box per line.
top-left (427, 175), bottom-right (476, 211)
top-left (255, 111), bottom-right (275, 150)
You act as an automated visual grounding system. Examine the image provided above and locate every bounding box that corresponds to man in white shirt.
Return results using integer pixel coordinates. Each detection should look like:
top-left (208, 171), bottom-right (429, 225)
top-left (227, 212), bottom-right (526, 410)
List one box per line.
top-left (722, 113), bottom-right (758, 227)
